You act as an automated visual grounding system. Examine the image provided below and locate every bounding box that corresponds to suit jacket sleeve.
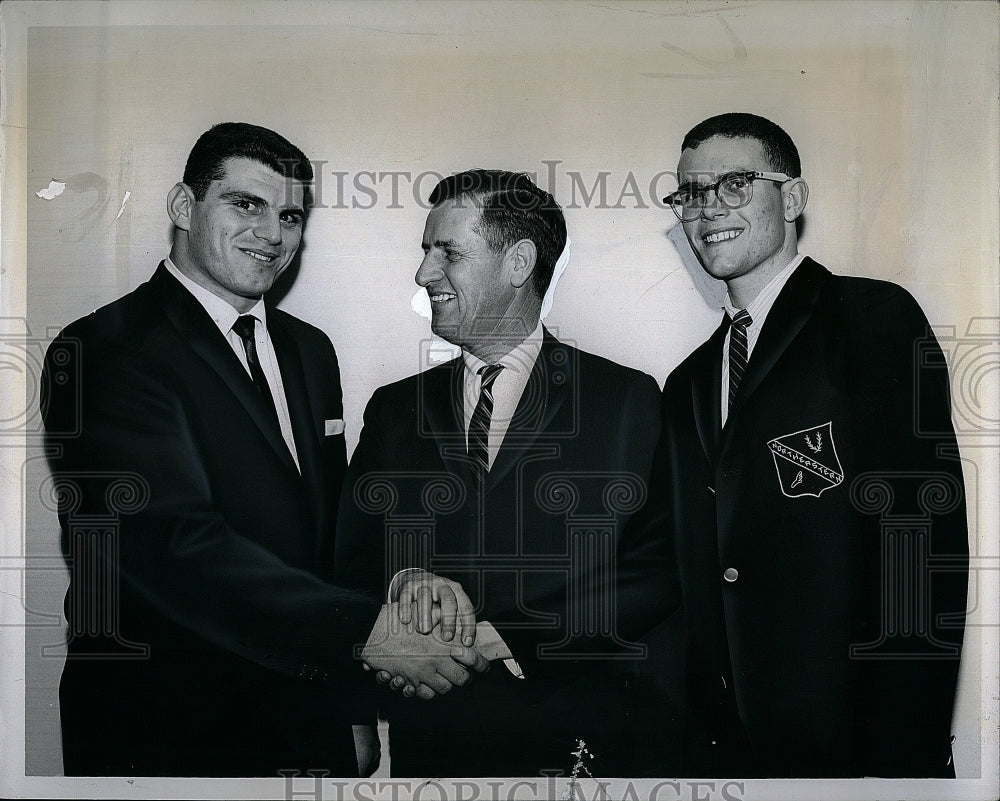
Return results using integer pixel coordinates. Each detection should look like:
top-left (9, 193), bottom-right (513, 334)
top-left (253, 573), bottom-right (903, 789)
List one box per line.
top-left (845, 281), bottom-right (968, 775)
top-left (611, 384), bottom-right (685, 643)
top-left (333, 384), bottom-right (399, 599)
top-left (42, 323), bottom-right (381, 682)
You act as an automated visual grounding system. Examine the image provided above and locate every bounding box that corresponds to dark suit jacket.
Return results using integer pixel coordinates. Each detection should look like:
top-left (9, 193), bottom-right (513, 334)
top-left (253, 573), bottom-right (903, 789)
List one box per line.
top-left (638, 258), bottom-right (968, 777)
top-left (41, 264), bottom-right (382, 777)
top-left (335, 332), bottom-right (663, 776)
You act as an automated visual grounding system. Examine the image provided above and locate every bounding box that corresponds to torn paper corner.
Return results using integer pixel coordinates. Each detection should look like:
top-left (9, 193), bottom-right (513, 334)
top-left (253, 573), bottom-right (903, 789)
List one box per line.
top-left (36, 180), bottom-right (66, 200)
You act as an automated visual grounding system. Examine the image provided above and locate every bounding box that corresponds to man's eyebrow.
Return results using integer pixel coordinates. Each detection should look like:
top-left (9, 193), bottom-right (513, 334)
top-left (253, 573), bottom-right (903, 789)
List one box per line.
top-left (219, 190), bottom-right (305, 216)
top-left (677, 170), bottom-right (753, 191)
top-left (674, 181), bottom-right (708, 193)
top-left (218, 190), bottom-right (268, 205)
top-left (423, 238), bottom-right (459, 250)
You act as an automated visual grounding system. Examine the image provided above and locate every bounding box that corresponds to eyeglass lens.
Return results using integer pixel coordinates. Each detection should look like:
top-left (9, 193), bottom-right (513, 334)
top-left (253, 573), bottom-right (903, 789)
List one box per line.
top-left (675, 173), bottom-right (753, 220)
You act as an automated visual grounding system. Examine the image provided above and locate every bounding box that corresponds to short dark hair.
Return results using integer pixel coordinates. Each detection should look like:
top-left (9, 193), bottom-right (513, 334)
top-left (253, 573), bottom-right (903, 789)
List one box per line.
top-left (182, 122), bottom-right (313, 201)
top-left (428, 169), bottom-right (567, 297)
top-left (681, 113), bottom-right (801, 178)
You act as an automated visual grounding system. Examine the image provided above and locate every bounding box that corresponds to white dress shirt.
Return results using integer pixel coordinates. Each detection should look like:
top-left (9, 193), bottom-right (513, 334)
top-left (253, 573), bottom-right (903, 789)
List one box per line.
top-left (720, 253), bottom-right (806, 427)
top-left (460, 321), bottom-right (545, 469)
top-left (164, 257), bottom-right (300, 470)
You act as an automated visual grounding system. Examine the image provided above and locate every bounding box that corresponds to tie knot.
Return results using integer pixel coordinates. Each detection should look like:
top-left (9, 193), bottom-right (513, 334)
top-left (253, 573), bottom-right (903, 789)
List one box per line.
top-left (232, 314), bottom-right (257, 340)
top-left (479, 363), bottom-right (504, 389)
top-left (731, 309), bottom-right (752, 329)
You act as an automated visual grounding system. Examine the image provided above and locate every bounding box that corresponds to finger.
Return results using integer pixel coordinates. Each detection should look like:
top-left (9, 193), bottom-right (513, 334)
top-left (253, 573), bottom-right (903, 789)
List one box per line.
top-left (438, 585), bottom-right (458, 642)
top-left (376, 671), bottom-right (392, 684)
top-left (402, 684), bottom-right (416, 699)
top-left (390, 675), bottom-right (406, 690)
top-left (435, 659), bottom-right (471, 688)
top-left (362, 663), bottom-right (372, 672)
top-left (415, 586), bottom-right (434, 634)
top-left (398, 593), bottom-right (412, 624)
top-left (451, 646), bottom-right (491, 674)
top-left (415, 684), bottom-right (436, 701)
top-left (420, 671), bottom-right (453, 696)
top-left (457, 597), bottom-right (477, 647)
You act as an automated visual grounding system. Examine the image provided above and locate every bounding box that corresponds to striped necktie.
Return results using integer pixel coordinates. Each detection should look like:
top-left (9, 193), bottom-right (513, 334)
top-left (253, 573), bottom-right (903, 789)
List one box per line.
top-left (728, 309), bottom-right (753, 411)
top-left (468, 363), bottom-right (504, 475)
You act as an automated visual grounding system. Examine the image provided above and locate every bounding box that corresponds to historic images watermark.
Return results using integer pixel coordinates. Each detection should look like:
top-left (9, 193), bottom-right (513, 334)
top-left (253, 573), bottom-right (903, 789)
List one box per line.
top-left (280, 773), bottom-right (747, 801)
top-left (285, 161), bottom-right (683, 212)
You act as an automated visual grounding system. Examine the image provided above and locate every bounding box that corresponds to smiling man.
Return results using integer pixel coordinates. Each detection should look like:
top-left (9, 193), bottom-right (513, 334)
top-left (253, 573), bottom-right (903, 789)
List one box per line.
top-left (335, 170), bottom-right (663, 777)
top-left (39, 123), bottom-right (485, 777)
top-left (640, 112), bottom-right (970, 776)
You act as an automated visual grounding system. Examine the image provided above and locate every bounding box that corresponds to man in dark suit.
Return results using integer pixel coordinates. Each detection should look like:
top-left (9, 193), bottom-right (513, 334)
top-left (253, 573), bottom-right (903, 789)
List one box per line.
top-left (335, 170), bottom-right (663, 777)
top-left (40, 123), bottom-right (485, 777)
top-left (643, 112), bottom-right (969, 777)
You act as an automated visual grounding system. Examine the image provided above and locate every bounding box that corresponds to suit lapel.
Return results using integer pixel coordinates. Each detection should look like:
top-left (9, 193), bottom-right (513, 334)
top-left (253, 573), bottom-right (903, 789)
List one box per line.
top-left (721, 258), bottom-right (830, 449)
top-left (691, 318), bottom-right (728, 463)
top-left (419, 359), bottom-right (475, 476)
top-left (269, 314), bottom-right (322, 486)
top-left (486, 331), bottom-right (567, 490)
top-left (151, 265), bottom-right (298, 472)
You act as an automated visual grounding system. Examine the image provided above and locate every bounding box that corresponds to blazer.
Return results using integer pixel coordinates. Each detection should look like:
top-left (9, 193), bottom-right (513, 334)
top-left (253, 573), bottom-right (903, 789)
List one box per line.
top-left (41, 264), bottom-right (381, 777)
top-left (335, 332), bottom-right (663, 776)
top-left (640, 257), bottom-right (968, 777)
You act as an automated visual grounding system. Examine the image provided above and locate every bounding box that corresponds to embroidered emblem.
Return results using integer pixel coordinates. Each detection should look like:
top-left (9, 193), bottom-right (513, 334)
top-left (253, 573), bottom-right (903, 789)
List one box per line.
top-left (767, 421), bottom-right (843, 498)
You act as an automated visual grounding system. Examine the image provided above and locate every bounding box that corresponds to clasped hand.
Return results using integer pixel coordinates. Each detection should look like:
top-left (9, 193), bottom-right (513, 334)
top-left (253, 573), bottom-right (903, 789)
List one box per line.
top-left (362, 602), bottom-right (488, 700)
top-left (395, 569), bottom-right (478, 646)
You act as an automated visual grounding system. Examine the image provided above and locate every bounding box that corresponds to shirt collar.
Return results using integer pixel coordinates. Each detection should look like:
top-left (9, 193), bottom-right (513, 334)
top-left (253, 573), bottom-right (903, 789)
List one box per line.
top-left (724, 253), bottom-right (806, 321)
top-left (461, 320), bottom-right (545, 378)
top-left (164, 256), bottom-right (268, 334)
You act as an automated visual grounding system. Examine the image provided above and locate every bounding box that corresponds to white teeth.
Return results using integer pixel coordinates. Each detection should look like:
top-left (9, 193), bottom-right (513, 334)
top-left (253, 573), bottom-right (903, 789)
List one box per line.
top-left (429, 293), bottom-right (456, 303)
top-left (704, 229), bottom-right (742, 244)
top-left (245, 251), bottom-right (275, 262)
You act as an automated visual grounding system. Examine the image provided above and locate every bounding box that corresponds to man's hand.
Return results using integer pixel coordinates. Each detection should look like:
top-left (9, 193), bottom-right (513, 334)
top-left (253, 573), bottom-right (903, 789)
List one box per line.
top-left (394, 570), bottom-right (477, 646)
top-left (362, 603), bottom-right (489, 700)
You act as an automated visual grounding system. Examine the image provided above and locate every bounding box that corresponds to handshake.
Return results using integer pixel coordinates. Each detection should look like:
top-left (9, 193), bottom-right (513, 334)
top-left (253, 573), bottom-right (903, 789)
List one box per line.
top-left (361, 570), bottom-right (513, 700)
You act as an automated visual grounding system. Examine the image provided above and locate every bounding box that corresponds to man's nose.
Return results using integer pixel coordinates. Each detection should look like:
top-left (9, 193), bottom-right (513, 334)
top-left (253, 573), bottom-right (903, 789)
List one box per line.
top-left (415, 253), bottom-right (441, 286)
top-left (253, 213), bottom-right (283, 245)
top-left (700, 190), bottom-right (728, 221)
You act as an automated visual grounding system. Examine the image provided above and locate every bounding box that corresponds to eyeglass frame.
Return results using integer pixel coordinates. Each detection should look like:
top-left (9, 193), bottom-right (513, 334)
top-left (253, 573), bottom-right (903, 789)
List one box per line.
top-left (663, 170), bottom-right (793, 221)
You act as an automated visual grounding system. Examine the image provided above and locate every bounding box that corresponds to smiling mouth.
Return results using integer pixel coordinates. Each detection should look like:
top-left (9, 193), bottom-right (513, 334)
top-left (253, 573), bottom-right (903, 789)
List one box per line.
top-left (703, 229), bottom-right (742, 244)
top-left (428, 292), bottom-right (456, 303)
top-left (242, 249), bottom-right (280, 264)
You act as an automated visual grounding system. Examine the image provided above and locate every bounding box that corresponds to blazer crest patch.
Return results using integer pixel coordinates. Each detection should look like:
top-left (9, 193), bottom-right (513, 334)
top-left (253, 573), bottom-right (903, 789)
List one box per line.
top-left (767, 421), bottom-right (844, 498)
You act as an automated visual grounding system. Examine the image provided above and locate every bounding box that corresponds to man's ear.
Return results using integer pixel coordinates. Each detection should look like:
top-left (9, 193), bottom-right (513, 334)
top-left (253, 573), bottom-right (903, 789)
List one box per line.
top-left (783, 177), bottom-right (809, 222)
top-left (167, 183), bottom-right (195, 231)
top-left (507, 239), bottom-right (537, 289)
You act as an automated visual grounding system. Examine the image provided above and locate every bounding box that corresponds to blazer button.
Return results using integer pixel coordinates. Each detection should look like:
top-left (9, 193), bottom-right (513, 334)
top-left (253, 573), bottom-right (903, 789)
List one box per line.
top-left (723, 567), bottom-right (739, 582)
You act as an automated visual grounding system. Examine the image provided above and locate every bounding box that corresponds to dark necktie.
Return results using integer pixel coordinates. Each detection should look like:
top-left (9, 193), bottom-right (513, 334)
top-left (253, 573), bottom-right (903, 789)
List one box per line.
top-left (232, 314), bottom-right (280, 426)
top-left (468, 363), bottom-right (504, 475)
top-left (728, 309), bottom-right (753, 410)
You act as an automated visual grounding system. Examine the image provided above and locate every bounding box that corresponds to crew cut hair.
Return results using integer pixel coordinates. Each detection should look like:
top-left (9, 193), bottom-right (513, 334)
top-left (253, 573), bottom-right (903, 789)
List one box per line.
top-left (682, 113), bottom-right (801, 178)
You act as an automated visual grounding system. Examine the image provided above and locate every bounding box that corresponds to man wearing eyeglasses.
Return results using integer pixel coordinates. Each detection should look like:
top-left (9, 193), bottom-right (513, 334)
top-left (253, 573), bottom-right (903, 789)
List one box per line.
top-left (637, 112), bottom-right (969, 777)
